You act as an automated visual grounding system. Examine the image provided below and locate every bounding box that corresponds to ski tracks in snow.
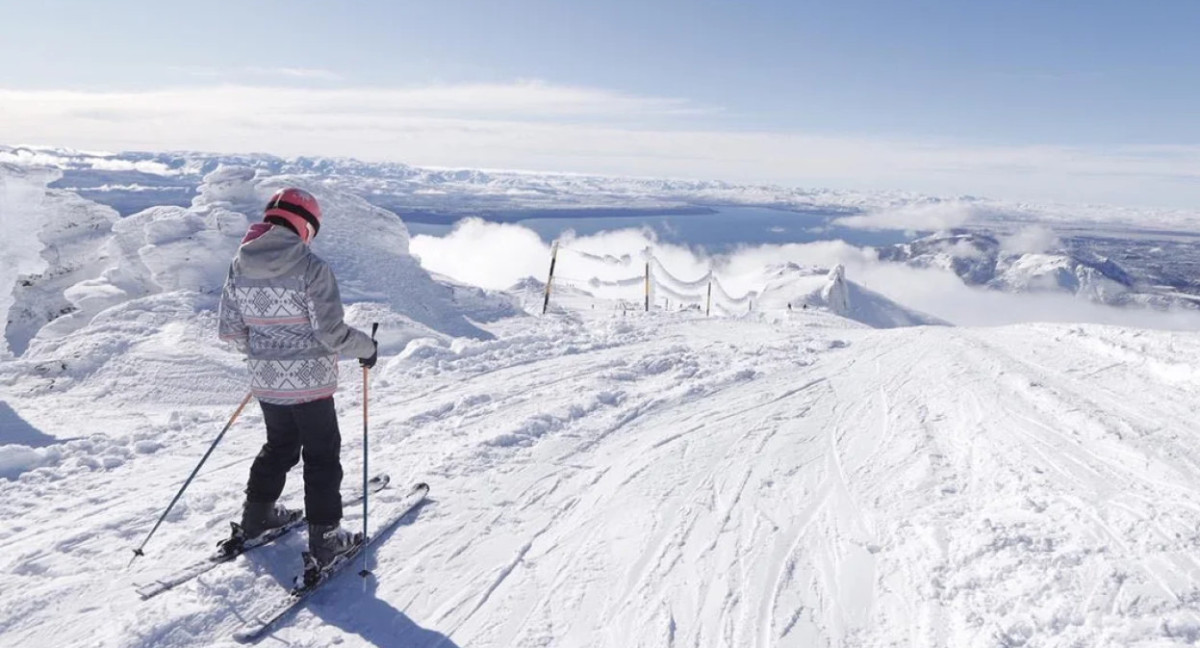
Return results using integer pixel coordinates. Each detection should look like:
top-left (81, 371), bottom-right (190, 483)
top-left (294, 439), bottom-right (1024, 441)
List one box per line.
top-left (5, 313), bottom-right (1200, 647)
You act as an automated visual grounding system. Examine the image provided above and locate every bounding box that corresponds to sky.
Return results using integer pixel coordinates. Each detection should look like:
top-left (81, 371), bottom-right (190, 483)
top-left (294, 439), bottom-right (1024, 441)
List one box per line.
top-left (2, 0), bottom-right (1198, 208)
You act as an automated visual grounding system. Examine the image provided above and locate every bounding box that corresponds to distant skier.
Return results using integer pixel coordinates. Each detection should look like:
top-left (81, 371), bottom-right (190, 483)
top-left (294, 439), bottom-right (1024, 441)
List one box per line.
top-left (217, 187), bottom-right (378, 570)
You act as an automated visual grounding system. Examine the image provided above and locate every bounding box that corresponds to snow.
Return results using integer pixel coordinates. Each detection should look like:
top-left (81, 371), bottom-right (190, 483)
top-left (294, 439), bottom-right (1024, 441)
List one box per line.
top-left (5, 308), bottom-right (1200, 647)
top-left (755, 263), bottom-right (947, 328)
top-left (3, 160), bottom-right (1200, 647)
top-left (876, 230), bottom-right (1199, 311)
top-left (0, 163), bottom-right (61, 358)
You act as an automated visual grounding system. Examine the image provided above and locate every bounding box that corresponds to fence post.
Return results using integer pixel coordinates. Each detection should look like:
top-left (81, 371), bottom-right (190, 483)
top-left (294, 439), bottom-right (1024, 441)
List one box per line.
top-left (706, 280), bottom-right (712, 317)
top-left (542, 240), bottom-right (559, 315)
top-left (644, 261), bottom-right (650, 312)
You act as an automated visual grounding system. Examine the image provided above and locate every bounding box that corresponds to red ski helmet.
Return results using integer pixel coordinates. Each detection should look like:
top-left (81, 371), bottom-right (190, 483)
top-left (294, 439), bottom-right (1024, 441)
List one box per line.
top-left (264, 187), bottom-right (321, 243)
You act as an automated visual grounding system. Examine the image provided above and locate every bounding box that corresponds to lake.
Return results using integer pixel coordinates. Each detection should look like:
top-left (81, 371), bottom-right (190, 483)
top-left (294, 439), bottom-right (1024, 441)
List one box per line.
top-left (404, 206), bottom-right (913, 251)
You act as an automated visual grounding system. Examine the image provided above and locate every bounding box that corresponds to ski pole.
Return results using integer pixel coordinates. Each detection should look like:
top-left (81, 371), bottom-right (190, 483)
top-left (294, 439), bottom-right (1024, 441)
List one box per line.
top-left (360, 322), bottom-right (378, 583)
top-left (129, 392), bottom-right (254, 567)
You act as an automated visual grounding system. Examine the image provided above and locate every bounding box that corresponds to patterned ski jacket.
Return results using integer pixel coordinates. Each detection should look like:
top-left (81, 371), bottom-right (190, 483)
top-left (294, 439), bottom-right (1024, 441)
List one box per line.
top-left (218, 224), bottom-right (376, 405)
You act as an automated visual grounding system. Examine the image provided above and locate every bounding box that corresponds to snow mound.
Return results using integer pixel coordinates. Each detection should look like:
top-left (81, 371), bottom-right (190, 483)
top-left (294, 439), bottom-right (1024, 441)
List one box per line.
top-left (757, 263), bottom-right (948, 328)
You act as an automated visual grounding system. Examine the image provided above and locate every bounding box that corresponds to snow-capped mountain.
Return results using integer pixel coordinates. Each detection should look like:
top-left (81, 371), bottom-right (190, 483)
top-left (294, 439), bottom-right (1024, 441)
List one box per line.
top-left (876, 230), bottom-right (1194, 309)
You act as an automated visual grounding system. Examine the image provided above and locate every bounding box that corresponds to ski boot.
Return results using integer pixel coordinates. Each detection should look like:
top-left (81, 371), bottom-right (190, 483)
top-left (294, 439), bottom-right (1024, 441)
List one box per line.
top-left (217, 501), bottom-right (302, 557)
top-left (299, 523), bottom-right (363, 587)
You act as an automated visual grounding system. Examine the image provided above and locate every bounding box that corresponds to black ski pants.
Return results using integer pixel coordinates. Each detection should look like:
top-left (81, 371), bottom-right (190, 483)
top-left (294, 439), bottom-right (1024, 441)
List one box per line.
top-left (246, 397), bottom-right (343, 526)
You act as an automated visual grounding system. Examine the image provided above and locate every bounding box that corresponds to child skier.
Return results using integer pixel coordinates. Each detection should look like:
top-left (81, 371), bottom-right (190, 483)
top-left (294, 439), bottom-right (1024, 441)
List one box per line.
top-left (217, 187), bottom-right (378, 571)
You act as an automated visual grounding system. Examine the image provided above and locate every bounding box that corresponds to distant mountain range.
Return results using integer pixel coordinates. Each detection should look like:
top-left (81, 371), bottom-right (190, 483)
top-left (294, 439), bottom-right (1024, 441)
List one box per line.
top-left (0, 144), bottom-right (882, 219)
top-left (877, 231), bottom-right (1197, 310)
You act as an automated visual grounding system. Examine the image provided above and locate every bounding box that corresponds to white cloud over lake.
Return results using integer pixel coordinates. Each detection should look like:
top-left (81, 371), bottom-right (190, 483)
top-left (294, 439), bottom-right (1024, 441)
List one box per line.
top-left (411, 218), bottom-right (1200, 331)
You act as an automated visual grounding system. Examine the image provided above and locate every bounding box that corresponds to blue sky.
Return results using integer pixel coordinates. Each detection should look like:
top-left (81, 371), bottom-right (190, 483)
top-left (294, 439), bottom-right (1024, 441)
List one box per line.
top-left (2, 0), bottom-right (1198, 207)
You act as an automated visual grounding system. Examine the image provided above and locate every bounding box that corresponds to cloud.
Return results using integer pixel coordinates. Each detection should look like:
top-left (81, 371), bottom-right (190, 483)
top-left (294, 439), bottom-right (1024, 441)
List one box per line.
top-left (243, 67), bottom-right (343, 80)
top-left (168, 66), bottom-right (343, 81)
top-left (409, 218), bottom-right (1200, 331)
top-left (411, 218), bottom-right (550, 290)
top-left (2, 82), bottom-right (1200, 207)
top-left (833, 201), bottom-right (980, 231)
top-left (999, 225), bottom-right (1059, 255)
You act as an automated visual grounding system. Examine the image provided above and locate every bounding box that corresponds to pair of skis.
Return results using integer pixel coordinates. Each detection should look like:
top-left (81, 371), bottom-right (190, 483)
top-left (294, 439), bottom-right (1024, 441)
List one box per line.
top-left (234, 481), bottom-right (429, 642)
top-left (135, 473), bottom-right (391, 600)
top-left (133, 477), bottom-right (429, 643)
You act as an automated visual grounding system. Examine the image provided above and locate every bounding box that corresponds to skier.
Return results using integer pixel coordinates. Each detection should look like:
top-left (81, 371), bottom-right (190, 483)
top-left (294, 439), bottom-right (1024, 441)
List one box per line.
top-left (217, 187), bottom-right (378, 571)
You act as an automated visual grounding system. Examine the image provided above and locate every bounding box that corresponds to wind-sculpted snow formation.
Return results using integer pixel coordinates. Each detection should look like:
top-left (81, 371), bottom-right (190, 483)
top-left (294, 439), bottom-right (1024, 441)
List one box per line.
top-left (2, 164), bottom-right (519, 358)
top-left (0, 161), bottom-right (520, 471)
top-left (0, 164), bottom-right (67, 358)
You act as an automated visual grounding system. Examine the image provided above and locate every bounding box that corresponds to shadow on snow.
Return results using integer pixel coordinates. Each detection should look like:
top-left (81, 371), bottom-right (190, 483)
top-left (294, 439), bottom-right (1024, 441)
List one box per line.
top-left (0, 400), bottom-right (58, 448)
top-left (249, 495), bottom-right (458, 647)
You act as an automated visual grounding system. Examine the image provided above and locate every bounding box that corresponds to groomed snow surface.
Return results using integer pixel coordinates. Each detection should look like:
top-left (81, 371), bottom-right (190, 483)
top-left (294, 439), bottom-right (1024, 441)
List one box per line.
top-left (4, 308), bottom-right (1200, 647)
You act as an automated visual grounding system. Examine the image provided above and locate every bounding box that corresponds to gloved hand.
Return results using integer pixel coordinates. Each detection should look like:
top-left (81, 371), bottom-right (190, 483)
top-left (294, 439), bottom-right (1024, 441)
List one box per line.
top-left (360, 340), bottom-right (378, 369)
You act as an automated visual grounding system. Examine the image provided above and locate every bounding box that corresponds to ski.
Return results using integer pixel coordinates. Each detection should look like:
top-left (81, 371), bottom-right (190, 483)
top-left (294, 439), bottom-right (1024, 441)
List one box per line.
top-left (134, 474), bottom-right (391, 600)
top-left (232, 481), bottom-right (430, 643)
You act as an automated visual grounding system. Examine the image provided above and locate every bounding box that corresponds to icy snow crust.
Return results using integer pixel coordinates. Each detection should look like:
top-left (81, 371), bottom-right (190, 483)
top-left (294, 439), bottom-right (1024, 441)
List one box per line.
top-left (4, 164), bottom-right (1200, 647)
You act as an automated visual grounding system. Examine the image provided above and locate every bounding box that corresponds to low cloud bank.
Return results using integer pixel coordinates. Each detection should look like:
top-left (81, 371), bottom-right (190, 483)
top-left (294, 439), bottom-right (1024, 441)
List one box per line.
top-left (411, 219), bottom-right (1200, 331)
top-left (833, 200), bottom-right (981, 232)
top-left (6, 82), bottom-right (1200, 207)
top-left (999, 225), bottom-right (1060, 255)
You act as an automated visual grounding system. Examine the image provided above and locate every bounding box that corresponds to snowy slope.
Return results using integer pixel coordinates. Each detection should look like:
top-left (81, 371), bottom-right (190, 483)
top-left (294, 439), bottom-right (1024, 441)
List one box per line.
top-left (756, 263), bottom-right (948, 328)
top-left (4, 307), bottom-right (1200, 647)
top-left (5, 160), bottom-right (1200, 648)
